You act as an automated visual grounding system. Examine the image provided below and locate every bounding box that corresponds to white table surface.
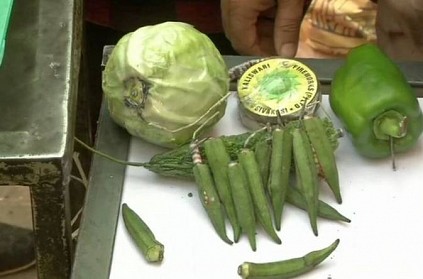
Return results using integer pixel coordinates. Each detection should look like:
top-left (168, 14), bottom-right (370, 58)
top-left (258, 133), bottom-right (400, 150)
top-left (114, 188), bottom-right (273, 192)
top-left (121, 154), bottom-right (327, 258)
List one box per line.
top-left (110, 94), bottom-right (423, 279)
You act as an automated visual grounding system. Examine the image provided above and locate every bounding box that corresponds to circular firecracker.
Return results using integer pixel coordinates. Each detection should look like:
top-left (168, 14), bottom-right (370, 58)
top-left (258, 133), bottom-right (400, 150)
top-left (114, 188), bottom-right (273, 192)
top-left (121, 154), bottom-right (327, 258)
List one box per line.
top-left (237, 58), bottom-right (321, 129)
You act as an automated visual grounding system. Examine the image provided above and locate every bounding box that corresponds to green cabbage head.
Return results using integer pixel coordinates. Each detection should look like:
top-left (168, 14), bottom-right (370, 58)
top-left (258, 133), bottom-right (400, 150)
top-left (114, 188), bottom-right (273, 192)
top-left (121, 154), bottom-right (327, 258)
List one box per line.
top-left (102, 22), bottom-right (229, 148)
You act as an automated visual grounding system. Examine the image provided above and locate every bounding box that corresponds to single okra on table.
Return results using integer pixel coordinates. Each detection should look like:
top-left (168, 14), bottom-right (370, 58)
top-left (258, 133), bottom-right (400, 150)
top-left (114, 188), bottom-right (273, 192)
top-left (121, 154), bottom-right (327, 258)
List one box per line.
top-left (121, 203), bottom-right (165, 263)
top-left (238, 239), bottom-right (340, 279)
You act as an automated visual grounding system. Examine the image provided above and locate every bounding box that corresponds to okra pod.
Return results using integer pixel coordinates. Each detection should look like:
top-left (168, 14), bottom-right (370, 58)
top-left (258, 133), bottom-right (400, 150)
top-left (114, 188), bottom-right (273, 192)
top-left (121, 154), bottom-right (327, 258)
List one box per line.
top-left (292, 127), bottom-right (320, 236)
top-left (304, 117), bottom-right (342, 203)
top-left (204, 138), bottom-right (241, 242)
top-left (268, 128), bottom-right (293, 231)
top-left (239, 149), bottom-right (281, 244)
top-left (227, 162), bottom-right (257, 251)
top-left (286, 186), bottom-right (351, 223)
top-left (193, 163), bottom-right (233, 245)
top-left (238, 239), bottom-right (340, 279)
top-left (254, 138), bottom-right (272, 187)
top-left (121, 203), bottom-right (164, 263)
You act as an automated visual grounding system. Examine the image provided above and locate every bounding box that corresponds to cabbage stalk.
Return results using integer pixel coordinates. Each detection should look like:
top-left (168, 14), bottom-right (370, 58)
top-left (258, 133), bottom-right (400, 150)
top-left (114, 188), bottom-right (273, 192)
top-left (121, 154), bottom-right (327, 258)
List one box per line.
top-left (102, 22), bottom-right (229, 148)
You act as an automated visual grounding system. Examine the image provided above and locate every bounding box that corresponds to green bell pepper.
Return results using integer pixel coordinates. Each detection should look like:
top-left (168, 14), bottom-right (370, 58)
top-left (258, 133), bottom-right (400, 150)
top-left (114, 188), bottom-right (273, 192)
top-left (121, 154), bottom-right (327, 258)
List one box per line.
top-left (329, 43), bottom-right (423, 159)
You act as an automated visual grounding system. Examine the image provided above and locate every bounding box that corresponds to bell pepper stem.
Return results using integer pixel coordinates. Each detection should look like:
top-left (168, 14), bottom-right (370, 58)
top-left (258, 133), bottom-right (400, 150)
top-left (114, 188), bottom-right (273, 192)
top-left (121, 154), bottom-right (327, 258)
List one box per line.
top-left (373, 110), bottom-right (408, 140)
top-left (390, 136), bottom-right (397, 171)
top-left (373, 110), bottom-right (406, 171)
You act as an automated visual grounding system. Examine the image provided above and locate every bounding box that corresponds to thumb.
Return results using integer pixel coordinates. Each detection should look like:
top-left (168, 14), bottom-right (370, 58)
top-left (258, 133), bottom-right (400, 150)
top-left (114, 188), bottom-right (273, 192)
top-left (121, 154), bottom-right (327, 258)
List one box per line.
top-left (274, 0), bottom-right (307, 57)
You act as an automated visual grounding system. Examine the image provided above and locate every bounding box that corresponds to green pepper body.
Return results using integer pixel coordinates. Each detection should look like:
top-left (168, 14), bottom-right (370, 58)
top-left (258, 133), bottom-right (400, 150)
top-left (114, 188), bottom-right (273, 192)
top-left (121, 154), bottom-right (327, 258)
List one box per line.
top-left (330, 43), bottom-right (423, 158)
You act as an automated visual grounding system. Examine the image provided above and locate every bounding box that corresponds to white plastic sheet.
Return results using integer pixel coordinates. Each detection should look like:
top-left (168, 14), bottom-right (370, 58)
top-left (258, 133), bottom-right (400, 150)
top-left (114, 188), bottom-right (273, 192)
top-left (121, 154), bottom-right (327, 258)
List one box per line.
top-left (110, 94), bottom-right (423, 279)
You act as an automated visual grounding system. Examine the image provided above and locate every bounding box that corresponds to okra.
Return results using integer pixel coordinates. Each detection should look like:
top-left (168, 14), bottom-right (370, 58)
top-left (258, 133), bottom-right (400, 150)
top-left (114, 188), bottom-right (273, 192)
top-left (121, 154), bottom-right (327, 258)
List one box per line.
top-left (239, 149), bottom-right (281, 244)
top-left (238, 239), bottom-right (340, 279)
top-left (204, 138), bottom-right (241, 242)
top-left (227, 162), bottom-right (257, 251)
top-left (254, 138), bottom-right (272, 187)
top-left (268, 128), bottom-right (293, 231)
top-left (121, 203), bottom-right (164, 263)
top-left (292, 127), bottom-right (320, 236)
top-left (304, 117), bottom-right (342, 203)
top-left (286, 186), bottom-right (351, 223)
top-left (193, 163), bottom-right (233, 245)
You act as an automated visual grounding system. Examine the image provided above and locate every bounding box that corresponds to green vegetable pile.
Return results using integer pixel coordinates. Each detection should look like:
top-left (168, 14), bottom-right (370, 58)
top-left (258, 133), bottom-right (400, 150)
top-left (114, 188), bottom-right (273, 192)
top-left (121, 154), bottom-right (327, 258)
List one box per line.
top-left (185, 116), bottom-right (346, 249)
top-left (78, 113), bottom-right (345, 252)
top-left (102, 22), bottom-right (230, 148)
top-left (118, 116), bottom-right (344, 278)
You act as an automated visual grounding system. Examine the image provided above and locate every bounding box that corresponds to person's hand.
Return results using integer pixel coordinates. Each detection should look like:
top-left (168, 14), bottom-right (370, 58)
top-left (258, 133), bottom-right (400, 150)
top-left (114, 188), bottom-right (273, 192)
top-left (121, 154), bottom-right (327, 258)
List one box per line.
top-left (375, 0), bottom-right (423, 60)
top-left (221, 0), bottom-right (310, 57)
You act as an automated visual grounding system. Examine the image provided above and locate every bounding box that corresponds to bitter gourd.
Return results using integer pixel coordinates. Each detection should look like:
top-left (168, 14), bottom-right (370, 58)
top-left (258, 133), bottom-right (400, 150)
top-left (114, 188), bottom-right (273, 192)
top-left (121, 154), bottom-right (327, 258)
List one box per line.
top-left (143, 118), bottom-right (341, 178)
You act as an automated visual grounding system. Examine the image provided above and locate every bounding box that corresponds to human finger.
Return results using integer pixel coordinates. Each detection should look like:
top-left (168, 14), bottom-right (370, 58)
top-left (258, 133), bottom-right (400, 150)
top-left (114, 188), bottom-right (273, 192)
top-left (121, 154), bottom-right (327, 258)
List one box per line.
top-left (257, 20), bottom-right (277, 55)
top-left (273, 0), bottom-right (307, 57)
top-left (221, 0), bottom-right (279, 56)
top-left (221, 0), bottom-right (264, 55)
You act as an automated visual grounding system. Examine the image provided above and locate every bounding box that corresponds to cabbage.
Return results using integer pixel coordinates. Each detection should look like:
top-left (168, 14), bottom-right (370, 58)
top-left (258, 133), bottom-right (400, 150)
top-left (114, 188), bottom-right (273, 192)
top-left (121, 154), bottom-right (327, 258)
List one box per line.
top-left (102, 22), bottom-right (229, 148)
